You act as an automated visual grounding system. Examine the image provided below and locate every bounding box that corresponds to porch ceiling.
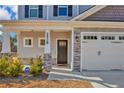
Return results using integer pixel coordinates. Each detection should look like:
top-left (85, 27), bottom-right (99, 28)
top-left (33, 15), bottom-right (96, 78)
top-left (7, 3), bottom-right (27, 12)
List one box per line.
top-left (1, 20), bottom-right (124, 32)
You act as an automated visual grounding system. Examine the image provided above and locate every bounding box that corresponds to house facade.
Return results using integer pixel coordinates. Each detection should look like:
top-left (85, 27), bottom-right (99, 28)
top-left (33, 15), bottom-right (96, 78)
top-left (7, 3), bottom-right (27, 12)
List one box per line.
top-left (1, 5), bottom-right (124, 71)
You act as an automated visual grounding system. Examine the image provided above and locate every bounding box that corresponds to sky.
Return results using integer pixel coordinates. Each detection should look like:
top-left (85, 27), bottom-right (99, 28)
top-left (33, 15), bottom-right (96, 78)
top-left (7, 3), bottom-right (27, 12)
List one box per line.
top-left (0, 5), bottom-right (17, 37)
top-left (0, 5), bottom-right (17, 20)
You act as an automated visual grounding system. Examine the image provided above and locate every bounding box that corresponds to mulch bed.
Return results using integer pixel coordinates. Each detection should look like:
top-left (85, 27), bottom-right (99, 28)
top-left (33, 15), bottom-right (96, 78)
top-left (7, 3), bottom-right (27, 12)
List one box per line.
top-left (0, 80), bottom-right (92, 88)
top-left (0, 71), bottom-right (93, 88)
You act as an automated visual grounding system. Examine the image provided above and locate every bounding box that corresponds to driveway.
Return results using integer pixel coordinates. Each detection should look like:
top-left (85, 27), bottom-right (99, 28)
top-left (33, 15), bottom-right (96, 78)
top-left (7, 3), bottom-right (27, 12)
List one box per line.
top-left (48, 68), bottom-right (124, 88)
top-left (83, 71), bottom-right (124, 88)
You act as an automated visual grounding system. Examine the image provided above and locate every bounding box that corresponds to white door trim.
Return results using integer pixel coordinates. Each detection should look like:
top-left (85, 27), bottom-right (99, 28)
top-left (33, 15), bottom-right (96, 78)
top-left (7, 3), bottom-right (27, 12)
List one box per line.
top-left (56, 38), bottom-right (70, 65)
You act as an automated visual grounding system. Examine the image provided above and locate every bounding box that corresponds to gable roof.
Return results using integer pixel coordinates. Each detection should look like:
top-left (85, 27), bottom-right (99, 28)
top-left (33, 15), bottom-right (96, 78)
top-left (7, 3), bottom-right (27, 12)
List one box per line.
top-left (71, 5), bottom-right (107, 21)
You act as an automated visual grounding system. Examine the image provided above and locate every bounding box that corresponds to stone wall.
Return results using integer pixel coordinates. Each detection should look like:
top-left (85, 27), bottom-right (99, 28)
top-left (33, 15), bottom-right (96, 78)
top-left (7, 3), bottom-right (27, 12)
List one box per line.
top-left (73, 29), bottom-right (81, 71)
top-left (43, 53), bottom-right (52, 71)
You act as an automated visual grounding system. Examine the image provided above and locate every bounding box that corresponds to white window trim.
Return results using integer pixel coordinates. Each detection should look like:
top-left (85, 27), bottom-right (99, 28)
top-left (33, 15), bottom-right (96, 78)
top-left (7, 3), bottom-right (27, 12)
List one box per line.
top-left (58, 5), bottom-right (68, 17)
top-left (38, 38), bottom-right (45, 47)
top-left (29, 5), bottom-right (39, 18)
top-left (23, 37), bottom-right (33, 47)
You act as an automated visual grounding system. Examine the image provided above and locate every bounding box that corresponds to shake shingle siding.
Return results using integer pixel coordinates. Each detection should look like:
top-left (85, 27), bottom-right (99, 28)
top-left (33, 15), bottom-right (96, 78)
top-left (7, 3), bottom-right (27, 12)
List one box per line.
top-left (84, 6), bottom-right (124, 21)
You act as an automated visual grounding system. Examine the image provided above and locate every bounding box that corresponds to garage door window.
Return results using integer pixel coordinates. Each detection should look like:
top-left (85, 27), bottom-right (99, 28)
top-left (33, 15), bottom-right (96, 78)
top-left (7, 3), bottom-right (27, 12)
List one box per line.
top-left (101, 36), bottom-right (115, 40)
top-left (119, 36), bottom-right (124, 40)
top-left (83, 36), bottom-right (97, 40)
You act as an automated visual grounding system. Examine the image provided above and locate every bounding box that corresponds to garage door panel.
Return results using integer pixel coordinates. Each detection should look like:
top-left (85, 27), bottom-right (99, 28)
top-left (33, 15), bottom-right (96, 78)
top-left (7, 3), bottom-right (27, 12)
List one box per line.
top-left (81, 33), bottom-right (124, 70)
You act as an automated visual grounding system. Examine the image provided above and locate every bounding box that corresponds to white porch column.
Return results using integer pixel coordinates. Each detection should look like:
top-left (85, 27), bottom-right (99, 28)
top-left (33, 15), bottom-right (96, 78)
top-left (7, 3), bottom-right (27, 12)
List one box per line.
top-left (44, 30), bottom-right (51, 54)
top-left (16, 32), bottom-right (20, 55)
top-left (44, 30), bottom-right (51, 71)
top-left (1, 30), bottom-right (11, 53)
top-left (71, 29), bottom-right (74, 70)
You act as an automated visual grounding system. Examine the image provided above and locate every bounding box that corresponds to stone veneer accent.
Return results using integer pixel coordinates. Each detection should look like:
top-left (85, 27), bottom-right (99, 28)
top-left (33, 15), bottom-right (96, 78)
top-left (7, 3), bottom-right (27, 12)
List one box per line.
top-left (73, 29), bottom-right (81, 70)
top-left (43, 53), bottom-right (52, 71)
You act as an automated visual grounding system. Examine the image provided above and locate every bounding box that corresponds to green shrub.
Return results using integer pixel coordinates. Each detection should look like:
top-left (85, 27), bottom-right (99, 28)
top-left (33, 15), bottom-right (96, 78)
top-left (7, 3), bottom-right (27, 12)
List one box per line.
top-left (0, 55), bottom-right (9, 76)
top-left (0, 55), bottom-right (24, 77)
top-left (6, 57), bottom-right (24, 77)
top-left (29, 57), bottom-right (33, 65)
top-left (30, 56), bottom-right (43, 76)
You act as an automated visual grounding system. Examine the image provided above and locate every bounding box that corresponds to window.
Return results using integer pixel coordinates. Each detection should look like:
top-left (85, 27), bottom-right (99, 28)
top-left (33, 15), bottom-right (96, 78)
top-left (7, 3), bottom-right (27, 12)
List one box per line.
top-left (101, 36), bottom-right (115, 40)
top-left (25, 5), bottom-right (43, 18)
top-left (59, 41), bottom-right (67, 47)
top-left (23, 37), bottom-right (33, 47)
top-left (58, 5), bottom-right (68, 16)
top-left (53, 5), bottom-right (72, 17)
top-left (38, 38), bottom-right (45, 47)
top-left (29, 5), bottom-right (38, 17)
top-left (83, 36), bottom-right (98, 40)
top-left (119, 36), bottom-right (124, 40)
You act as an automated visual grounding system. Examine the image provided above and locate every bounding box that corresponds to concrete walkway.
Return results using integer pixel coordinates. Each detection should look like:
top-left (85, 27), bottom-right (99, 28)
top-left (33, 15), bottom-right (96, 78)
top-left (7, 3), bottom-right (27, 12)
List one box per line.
top-left (48, 69), bottom-right (108, 88)
top-left (48, 69), bottom-right (84, 80)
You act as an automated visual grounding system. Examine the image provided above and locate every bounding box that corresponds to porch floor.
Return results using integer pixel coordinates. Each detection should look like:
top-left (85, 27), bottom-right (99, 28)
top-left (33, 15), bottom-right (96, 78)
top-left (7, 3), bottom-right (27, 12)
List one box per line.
top-left (52, 64), bottom-right (71, 71)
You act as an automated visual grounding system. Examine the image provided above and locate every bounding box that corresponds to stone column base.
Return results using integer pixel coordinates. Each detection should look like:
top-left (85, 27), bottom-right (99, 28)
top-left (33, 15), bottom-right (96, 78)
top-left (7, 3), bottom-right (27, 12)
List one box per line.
top-left (43, 53), bottom-right (52, 71)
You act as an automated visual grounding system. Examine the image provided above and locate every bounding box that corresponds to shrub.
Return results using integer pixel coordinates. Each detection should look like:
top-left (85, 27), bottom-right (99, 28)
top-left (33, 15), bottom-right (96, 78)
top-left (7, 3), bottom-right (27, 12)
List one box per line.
top-left (30, 56), bottom-right (43, 76)
top-left (0, 55), bottom-right (9, 76)
top-left (0, 55), bottom-right (24, 77)
top-left (29, 57), bottom-right (34, 65)
top-left (6, 57), bottom-right (24, 77)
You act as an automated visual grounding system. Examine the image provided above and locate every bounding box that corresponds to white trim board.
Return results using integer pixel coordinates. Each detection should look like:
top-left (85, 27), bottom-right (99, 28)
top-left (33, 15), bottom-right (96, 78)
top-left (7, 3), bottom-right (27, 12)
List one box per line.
top-left (71, 5), bottom-right (106, 21)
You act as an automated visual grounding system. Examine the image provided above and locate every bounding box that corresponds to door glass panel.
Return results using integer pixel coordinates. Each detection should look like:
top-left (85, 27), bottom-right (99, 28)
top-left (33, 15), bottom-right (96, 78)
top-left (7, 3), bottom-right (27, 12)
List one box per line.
top-left (59, 41), bottom-right (66, 47)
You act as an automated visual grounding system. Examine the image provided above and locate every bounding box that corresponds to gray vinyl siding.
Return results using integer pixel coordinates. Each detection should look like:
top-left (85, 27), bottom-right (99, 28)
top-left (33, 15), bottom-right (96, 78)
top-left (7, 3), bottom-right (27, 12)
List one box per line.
top-left (84, 6), bottom-right (124, 21)
top-left (47, 5), bottom-right (78, 20)
top-left (18, 5), bottom-right (79, 20)
top-left (18, 5), bottom-right (94, 20)
top-left (79, 5), bottom-right (93, 14)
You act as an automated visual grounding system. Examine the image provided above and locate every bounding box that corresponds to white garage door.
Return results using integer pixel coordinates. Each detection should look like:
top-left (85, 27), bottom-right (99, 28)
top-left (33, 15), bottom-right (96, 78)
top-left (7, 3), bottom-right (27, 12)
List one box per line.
top-left (81, 32), bottom-right (124, 71)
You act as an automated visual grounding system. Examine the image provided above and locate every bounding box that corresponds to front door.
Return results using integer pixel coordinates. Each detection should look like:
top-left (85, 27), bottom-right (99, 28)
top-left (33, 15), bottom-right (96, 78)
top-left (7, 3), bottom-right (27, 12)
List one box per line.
top-left (57, 40), bottom-right (68, 64)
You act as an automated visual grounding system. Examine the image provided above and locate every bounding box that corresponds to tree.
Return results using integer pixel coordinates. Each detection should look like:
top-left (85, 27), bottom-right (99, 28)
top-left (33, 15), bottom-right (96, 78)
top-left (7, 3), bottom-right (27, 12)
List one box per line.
top-left (10, 35), bottom-right (17, 52)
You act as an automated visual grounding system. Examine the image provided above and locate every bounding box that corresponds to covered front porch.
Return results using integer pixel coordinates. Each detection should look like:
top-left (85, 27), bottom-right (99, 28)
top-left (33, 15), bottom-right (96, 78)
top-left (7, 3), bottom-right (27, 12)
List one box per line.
top-left (0, 21), bottom-right (74, 70)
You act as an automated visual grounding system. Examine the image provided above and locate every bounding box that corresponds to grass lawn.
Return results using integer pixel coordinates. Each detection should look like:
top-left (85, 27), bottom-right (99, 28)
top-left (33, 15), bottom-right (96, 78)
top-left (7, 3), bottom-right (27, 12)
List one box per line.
top-left (0, 80), bottom-right (93, 88)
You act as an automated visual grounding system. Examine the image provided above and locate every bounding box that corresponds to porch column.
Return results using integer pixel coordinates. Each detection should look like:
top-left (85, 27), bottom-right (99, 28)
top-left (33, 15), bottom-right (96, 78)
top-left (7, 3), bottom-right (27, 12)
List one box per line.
top-left (71, 29), bottom-right (74, 70)
top-left (44, 30), bottom-right (51, 71)
top-left (16, 32), bottom-right (20, 55)
top-left (1, 29), bottom-right (11, 53)
top-left (44, 30), bottom-right (51, 54)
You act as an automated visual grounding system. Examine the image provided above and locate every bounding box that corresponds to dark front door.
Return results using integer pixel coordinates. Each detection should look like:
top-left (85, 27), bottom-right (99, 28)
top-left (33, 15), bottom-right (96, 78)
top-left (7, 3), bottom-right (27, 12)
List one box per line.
top-left (57, 40), bottom-right (68, 64)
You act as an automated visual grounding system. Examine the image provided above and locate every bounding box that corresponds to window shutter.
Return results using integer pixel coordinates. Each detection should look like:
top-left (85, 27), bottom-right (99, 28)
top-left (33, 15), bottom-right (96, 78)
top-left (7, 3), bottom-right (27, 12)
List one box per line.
top-left (39, 5), bottom-right (43, 18)
top-left (53, 5), bottom-right (58, 16)
top-left (25, 5), bottom-right (29, 18)
top-left (68, 5), bottom-right (72, 17)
